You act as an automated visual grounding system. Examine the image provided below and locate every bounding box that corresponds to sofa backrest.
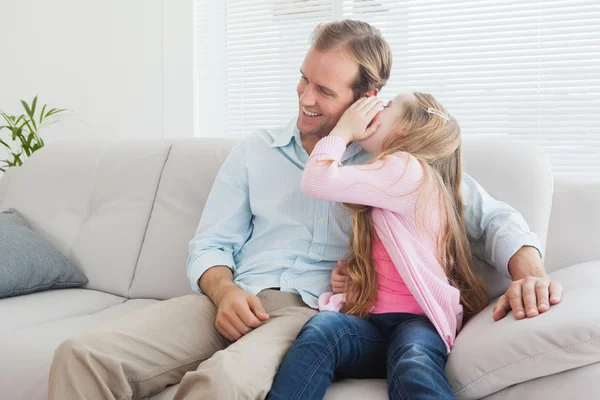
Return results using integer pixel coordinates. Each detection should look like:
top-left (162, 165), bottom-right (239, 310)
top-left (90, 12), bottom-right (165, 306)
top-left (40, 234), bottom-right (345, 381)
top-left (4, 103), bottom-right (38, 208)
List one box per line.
top-left (461, 136), bottom-right (554, 297)
top-left (545, 177), bottom-right (600, 272)
top-left (127, 136), bottom-right (553, 300)
top-left (0, 135), bottom-right (554, 300)
top-left (128, 139), bottom-right (238, 299)
top-left (0, 140), bottom-right (170, 297)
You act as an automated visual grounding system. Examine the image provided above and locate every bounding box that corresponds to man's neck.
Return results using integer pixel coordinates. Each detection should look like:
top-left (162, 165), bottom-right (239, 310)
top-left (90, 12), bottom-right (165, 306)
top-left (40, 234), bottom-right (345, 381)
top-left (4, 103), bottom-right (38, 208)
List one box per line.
top-left (300, 133), bottom-right (327, 155)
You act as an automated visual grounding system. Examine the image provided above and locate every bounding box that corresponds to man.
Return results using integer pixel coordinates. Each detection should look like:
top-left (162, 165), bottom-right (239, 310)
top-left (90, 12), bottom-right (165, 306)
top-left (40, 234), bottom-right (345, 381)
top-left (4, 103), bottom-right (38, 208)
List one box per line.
top-left (48, 20), bottom-right (562, 400)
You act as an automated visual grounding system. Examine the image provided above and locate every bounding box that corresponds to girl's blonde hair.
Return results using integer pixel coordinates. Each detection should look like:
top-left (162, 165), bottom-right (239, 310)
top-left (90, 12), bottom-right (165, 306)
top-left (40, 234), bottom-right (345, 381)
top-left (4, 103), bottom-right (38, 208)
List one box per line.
top-left (343, 92), bottom-right (490, 320)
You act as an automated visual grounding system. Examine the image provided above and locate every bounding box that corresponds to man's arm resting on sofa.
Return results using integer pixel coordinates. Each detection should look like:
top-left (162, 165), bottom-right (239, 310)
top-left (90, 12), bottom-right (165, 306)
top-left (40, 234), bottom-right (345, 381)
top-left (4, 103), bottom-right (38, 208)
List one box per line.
top-left (461, 174), bottom-right (562, 320)
top-left (492, 246), bottom-right (563, 321)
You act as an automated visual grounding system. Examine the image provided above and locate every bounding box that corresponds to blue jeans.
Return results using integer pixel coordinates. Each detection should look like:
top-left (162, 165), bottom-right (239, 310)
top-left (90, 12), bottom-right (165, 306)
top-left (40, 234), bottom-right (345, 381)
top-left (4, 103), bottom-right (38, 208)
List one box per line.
top-left (268, 311), bottom-right (455, 400)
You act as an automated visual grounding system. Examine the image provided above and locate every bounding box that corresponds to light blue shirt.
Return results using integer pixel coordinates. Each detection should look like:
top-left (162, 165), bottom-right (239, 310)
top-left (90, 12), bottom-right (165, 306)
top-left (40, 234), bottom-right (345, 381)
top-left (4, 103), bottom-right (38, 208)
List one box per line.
top-left (187, 118), bottom-right (541, 308)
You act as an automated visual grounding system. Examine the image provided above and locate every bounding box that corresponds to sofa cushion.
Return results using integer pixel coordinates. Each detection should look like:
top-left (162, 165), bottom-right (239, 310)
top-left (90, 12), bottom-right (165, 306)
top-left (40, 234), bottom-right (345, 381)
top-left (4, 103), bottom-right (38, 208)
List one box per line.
top-left (0, 168), bottom-right (13, 205)
top-left (0, 297), bottom-right (159, 400)
top-left (0, 288), bottom-right (125, 333)
top-left (146, 379), bottom-right (389, 400)
top-left (446, 260), bottom-right (600, 400)
top-left (130, 139), bottom-right (239, 300)
top-left (0, 140), bottom-right (171, 297)
top-left (0, 209), bottom-right (87, 299)
top-left (482, 362), bottom-right (600, 400)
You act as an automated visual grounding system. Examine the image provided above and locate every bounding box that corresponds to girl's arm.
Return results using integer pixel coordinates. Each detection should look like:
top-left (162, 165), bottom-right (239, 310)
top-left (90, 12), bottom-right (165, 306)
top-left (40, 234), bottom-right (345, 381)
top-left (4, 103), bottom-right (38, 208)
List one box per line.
top-left (301, 136), bottom-right (425, 214)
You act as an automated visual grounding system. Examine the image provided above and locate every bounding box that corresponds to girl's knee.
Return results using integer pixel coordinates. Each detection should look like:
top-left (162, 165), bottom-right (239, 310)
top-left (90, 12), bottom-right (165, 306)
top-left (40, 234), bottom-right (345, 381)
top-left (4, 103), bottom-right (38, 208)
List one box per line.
top-left (298, 311), bottom-right (347, 341)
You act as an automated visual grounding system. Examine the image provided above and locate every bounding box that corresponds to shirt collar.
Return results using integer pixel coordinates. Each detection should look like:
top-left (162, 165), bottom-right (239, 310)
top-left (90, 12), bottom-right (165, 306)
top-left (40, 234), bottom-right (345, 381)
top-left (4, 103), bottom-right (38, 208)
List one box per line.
top-left (271, 118), bottom-right (298, 148)
top-left (270, 117), bottom-right (366, 162)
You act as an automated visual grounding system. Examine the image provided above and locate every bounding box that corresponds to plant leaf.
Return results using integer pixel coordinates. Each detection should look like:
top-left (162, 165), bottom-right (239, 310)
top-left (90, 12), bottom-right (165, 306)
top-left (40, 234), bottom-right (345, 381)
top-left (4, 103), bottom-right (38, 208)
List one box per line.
top-left (26, 131), bottom-right (35, 148)
top-left (21, 99), bottom-right (37, 131)
top-left (1, 111), bottom-right (15, 127)
top-left (21, 100), bottom-right (32, 118)
top-left (11, 127), bottom-right (22, 141)
top-left (15, 115), bottom-right (26, 128)
top-left (12, 152), bottom-right (22, 165)
top-left (45, 108), bottom-right (67, 118)
top-left (39, 104), bottom-right (47, 124)
top-left (30, 96), bottom-right (38, 117)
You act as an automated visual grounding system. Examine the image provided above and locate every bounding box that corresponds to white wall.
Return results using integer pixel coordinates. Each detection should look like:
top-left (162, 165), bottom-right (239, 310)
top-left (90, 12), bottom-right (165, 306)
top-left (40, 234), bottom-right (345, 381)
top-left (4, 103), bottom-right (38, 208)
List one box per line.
top-left (0, 0), bottom-right (193, 166)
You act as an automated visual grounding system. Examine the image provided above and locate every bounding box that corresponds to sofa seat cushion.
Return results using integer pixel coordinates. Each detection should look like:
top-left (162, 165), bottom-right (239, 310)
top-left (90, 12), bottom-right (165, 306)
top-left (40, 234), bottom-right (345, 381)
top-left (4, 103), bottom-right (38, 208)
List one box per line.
top-left (0, 297), bottom-right (159, 400)
top-left (146, 379), bottom-right (390, 400)
top-left (447, 260), bottom-right (600, 400)
top-left (0, 288), bottom-right (125, 333)
top-left (482, 362), bottom-right (600, 400)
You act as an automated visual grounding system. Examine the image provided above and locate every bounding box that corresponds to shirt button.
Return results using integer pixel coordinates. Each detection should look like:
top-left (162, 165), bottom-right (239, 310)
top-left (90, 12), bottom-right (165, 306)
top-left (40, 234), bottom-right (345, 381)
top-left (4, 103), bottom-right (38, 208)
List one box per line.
top-left (318, 218), bottom-right (324, 224)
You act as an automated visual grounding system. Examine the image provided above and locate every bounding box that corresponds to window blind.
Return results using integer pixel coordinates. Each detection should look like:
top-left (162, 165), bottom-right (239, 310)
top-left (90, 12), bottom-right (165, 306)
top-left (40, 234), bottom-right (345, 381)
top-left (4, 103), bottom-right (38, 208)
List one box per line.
top-left (195, 0), bottom-right (600, 178)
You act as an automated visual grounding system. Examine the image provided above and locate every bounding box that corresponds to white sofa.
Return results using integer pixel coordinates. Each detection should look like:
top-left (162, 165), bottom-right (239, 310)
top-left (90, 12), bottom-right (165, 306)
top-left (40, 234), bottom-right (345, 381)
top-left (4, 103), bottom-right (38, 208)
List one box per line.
top-left (0, 136), bottom-right (599, 400)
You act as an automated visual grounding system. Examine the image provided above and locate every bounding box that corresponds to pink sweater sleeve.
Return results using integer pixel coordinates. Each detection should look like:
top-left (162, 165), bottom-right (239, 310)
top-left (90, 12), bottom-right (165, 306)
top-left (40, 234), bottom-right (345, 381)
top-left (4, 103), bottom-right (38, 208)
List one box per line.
top-left (301, 136), bottom-right (424, 214)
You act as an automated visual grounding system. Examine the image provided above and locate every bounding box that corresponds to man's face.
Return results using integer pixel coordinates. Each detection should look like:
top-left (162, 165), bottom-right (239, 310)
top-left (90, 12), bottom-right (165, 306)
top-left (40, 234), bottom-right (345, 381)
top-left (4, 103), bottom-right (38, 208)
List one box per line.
top-left (296, 47), bottom-right (359, 138)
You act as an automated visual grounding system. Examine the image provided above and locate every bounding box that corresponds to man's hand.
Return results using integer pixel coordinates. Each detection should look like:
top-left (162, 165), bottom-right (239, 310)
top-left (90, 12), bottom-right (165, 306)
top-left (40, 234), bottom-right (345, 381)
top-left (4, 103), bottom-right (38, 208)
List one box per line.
top-left (331, 261), bottom-right (348, 294)
top-left (199, 266), bottom-right (270, 341)
top-left (493, 246), bottom-right (563, 321)
top-left (214, 285), bottom-right (270, 341)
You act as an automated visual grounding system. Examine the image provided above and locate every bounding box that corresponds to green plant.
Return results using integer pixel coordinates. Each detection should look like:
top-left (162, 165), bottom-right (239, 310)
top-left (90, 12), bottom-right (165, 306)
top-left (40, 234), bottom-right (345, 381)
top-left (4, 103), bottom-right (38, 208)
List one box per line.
top-left (0, 96), bottom-right (66, 172)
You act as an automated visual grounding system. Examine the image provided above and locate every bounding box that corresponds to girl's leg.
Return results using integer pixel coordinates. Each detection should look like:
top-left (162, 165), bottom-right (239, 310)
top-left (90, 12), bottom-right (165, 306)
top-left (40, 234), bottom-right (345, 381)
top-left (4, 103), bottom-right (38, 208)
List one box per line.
top-left (386, 315), bottom-right (455, 400)
top-left (268, 311), bottom-right (387, 400)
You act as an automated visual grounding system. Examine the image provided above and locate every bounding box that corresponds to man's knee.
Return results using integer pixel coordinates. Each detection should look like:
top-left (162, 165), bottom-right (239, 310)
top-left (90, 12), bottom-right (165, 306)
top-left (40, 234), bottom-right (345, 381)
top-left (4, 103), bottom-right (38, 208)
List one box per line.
top-left (53, 337), bottom-right (84, 367)
top-left (52, 334), bottom-right (107, 372)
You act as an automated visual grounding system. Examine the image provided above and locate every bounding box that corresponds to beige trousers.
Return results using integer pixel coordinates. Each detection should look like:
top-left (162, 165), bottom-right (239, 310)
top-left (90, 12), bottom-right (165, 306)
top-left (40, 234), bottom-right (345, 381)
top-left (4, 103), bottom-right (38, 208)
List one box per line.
top-left (47, 290), bottom-right (317, 400)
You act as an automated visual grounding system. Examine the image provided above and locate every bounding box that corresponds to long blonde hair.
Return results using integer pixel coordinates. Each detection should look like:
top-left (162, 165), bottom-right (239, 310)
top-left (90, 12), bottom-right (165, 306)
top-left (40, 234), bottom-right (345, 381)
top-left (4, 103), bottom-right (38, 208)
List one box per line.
top-left (344, 92), bottom-right (490, 320)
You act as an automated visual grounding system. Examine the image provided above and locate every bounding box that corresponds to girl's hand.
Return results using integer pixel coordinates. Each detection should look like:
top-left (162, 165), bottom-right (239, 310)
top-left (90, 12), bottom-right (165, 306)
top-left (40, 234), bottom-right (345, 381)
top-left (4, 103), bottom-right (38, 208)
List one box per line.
top-left (331, 261), bottom-right (348, 294)
top-left (330, 96), bottom-right (382, 143)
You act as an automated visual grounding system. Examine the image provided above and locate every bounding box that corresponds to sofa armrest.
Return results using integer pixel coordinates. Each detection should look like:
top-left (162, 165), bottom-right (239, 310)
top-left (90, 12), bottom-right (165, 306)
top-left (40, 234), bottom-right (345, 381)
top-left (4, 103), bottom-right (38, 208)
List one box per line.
top-left (446, 260), bottom-right (600, 400)
top-left (545, 178), bottom-right (600, 272)
top-left (0, 167), bottom-right (16, 210)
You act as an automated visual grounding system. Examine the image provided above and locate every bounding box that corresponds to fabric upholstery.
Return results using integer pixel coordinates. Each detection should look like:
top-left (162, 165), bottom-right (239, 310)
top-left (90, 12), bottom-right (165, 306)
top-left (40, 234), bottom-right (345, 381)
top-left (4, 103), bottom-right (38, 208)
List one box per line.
top-left (129, 139), bottom-right (238, 299)
top-left (446, 261), bottom-right (600, 399)
top-left (0, 140), bottom-right (171, 297)
top-left (545, 177), bottom-right (600, 272)
top-left (483, 362), bottom-right (600, 399)
top-left (0, 298), bottom-right (158, 400)
top-left (0, 288), bottom-right (124, 333)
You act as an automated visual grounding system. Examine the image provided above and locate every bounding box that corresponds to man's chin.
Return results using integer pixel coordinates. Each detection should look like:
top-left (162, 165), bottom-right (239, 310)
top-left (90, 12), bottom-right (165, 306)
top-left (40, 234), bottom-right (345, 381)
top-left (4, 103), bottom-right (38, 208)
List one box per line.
top-left (297, 120), bottom-right (331, 137)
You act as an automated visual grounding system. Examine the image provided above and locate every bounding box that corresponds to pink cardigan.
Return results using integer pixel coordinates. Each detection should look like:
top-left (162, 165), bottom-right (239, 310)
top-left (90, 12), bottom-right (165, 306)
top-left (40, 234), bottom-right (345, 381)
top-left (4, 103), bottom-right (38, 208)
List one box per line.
top-left (302, 136), bottom-right (463, 353)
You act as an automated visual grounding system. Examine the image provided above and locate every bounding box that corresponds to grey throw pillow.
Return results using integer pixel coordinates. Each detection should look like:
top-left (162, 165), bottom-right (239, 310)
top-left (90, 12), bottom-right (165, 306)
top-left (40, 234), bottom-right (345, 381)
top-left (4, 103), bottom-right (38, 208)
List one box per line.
top-left (0, 208), bottom-right (87, 299)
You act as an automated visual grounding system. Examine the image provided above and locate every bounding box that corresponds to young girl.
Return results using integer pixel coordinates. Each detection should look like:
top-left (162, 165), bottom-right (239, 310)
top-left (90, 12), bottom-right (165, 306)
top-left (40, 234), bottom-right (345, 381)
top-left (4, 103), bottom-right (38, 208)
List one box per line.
top-left (268, 93), bottom-right (490, 400)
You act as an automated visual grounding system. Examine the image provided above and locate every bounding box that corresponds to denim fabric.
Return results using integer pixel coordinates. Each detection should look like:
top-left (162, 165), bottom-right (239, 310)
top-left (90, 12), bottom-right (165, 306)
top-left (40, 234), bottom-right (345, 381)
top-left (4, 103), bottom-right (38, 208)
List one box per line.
top-left (269, 311), bottom-right (455, 400)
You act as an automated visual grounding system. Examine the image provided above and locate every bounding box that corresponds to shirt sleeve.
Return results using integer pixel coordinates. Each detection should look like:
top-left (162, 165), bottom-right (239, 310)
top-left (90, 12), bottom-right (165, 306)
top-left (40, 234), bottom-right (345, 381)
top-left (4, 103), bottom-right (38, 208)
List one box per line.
top-left (186, 140), bottom-right (253, 293)
top-left (461, 173), bottom-right (543, 279)
top-left (301, 136), bottom-right (424, 215)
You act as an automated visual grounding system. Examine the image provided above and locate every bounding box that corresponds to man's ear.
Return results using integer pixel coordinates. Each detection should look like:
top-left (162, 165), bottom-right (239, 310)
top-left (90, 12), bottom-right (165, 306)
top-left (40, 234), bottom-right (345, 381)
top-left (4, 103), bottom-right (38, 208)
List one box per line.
top-left (363, 89), bottom-right (379, 97)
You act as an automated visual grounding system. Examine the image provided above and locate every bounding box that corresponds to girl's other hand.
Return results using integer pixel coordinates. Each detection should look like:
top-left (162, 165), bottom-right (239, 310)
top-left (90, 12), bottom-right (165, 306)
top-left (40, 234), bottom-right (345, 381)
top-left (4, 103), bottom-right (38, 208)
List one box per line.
top-left (331, 260), bottom-right (348, 294)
